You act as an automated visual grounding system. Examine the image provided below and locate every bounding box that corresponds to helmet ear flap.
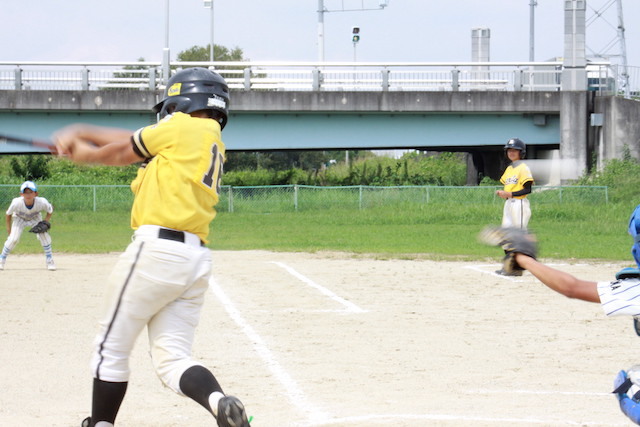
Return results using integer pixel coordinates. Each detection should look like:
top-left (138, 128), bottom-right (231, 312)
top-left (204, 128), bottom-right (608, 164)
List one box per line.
top-left (160, 97), bottom-right (192, 119)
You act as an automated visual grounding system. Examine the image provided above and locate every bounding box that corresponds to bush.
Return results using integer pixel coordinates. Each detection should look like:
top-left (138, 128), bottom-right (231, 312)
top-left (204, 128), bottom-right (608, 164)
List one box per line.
top-left (575, 149), bottom-right (640, 203)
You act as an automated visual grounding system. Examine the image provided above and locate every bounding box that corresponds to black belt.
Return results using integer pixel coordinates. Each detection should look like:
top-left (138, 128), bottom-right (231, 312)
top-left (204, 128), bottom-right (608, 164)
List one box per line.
top-left (158, 228), bottom-right (205, 246)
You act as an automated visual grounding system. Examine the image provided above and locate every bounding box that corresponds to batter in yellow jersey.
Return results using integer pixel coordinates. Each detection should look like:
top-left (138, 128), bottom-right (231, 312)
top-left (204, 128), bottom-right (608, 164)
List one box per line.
top-left (52, 67), bottom-right (251, 427)
top-left (131, 111), bottom-right (224, 244)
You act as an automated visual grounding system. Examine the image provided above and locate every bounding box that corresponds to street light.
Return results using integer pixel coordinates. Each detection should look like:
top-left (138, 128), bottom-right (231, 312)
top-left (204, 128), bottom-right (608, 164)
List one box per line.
top-left (317, 0), bottom-right (390, 62)
top-left (351, 26), bottom-right (361, 43)
top-left (352, 26), bottom-right (360, 62)
top-left (204, 0), bottom-right (214, 61)
top-left (162, 0), bottom-right (171, 86)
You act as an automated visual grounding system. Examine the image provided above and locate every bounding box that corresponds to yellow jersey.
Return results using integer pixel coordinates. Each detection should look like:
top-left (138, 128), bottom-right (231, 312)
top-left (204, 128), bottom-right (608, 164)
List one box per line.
top-left (500, 161), bottom-right (533, 200)
top-left (130, 112), bottom-right (225, 243)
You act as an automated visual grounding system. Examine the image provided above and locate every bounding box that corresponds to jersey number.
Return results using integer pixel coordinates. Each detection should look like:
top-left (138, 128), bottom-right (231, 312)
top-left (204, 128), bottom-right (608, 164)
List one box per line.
top-left (202, 143), bottom-right (224, 194)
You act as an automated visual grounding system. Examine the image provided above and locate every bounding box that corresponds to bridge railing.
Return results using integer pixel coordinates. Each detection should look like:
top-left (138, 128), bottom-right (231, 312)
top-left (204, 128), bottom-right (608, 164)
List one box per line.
top-left (0, 60), bottom-right (629, 95)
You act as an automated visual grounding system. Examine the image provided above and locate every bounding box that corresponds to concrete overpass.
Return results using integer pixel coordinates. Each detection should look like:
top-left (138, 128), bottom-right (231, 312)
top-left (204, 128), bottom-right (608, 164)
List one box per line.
top-left (2, 79), bottom-right (638, 184)
top-left (0, 88), bottom-right (565, 183)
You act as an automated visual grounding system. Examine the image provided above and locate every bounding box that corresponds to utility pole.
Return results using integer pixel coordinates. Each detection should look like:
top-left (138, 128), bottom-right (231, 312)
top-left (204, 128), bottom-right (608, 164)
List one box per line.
top-left (318, 0), bottom-right (325, 62)
top-left (204, 0), bottom-right (215, 61)
top-left (616, 0), bottom-right (630, 97)
top-left (529, 0), bottom-right (537, 61)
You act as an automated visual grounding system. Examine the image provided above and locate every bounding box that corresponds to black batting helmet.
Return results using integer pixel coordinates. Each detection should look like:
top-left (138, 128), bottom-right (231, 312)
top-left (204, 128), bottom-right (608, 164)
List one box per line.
top-left (153, 67), bottom-right (230, 129)
top-left (504, 138), bottom-right (526, 159)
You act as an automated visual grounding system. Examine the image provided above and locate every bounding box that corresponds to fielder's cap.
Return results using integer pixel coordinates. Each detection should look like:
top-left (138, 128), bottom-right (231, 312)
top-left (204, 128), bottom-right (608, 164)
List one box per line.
top-left (20, 181), bottom-right (37, 193)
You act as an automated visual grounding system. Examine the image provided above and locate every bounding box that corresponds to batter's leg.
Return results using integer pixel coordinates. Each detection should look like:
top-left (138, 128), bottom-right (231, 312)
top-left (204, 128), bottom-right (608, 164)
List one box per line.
top-left (87, 242), bottom-right (153, 425)
top-left (147, 276), bottom-right (209, 395)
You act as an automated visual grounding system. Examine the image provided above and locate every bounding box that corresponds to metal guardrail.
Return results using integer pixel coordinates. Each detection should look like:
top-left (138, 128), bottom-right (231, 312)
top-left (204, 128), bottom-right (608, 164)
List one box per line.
top-left (0, 60), bottom-right (634, 95)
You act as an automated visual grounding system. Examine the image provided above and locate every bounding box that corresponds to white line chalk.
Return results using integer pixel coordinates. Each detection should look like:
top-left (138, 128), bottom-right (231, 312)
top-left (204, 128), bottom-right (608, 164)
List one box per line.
top-left (209, 277), bottom-right (329, 424)
top-left (271, 261), bottom-right (367, 313)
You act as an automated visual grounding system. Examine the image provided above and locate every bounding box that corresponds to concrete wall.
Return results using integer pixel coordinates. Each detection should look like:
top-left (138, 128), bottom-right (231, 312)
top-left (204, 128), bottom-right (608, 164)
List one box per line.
top-left (593, 96), bottom-right (640, 169)
top-left (559, 91), bottom-right (591, 179)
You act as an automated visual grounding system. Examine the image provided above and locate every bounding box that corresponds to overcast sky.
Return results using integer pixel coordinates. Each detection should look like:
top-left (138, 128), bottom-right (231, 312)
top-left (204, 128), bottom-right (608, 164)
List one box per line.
top-left (1, 0), bottom-right (638, 67)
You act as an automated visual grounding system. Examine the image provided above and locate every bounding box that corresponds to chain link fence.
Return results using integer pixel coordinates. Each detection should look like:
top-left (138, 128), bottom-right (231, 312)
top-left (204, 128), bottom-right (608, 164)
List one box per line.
top-left (0, 184), bottom-right (608, 213)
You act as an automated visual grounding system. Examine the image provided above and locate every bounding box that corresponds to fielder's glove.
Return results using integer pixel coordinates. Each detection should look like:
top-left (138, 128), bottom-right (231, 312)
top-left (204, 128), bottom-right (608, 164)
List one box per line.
top-left (29, 220), bottom-right (51, 234)
top-left (478, 226), bottom-right (538, 275)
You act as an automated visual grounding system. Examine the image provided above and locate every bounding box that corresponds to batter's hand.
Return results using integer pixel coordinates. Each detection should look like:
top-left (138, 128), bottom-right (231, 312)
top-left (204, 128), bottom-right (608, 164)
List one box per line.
top-left (53, 126), bottom-right (96, 160)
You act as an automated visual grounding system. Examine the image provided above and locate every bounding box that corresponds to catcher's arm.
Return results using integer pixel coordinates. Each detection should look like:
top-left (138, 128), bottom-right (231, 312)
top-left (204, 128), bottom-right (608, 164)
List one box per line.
top-left (514, 254), bottom-right (600, 303)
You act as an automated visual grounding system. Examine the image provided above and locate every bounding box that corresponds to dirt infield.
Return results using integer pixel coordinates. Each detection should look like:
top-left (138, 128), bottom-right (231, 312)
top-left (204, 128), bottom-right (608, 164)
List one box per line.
top-left (0, 251), bottom-right (636, 426)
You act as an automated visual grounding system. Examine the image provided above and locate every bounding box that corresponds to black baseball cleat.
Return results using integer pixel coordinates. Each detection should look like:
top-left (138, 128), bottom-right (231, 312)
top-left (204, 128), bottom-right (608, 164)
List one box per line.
top-left (216, 395), bottom-right (250, 427)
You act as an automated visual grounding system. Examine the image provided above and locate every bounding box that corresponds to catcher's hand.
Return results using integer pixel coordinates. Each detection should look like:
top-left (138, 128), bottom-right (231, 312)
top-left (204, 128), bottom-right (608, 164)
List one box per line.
top-left (478, 226), bottom-right (537, 274)
top-left (29, 220), bottom-right (51, 234)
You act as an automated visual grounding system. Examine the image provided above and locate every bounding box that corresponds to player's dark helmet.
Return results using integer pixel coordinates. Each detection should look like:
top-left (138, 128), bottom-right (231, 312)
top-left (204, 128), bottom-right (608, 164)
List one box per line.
top-left (152, 67), bottom-right (230, 129)
top-left (504, 138), bottom-right (526, 159)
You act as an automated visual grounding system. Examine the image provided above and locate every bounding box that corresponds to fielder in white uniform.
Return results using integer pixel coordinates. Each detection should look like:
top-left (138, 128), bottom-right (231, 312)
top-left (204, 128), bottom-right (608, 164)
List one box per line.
top-left (1, 181), bottom-right (55, 271)
top-left (511, 203), bottom-right (640, 425)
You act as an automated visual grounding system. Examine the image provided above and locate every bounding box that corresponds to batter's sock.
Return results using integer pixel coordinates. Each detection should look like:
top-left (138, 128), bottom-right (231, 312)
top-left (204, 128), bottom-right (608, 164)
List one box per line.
top-left (91, 378), bottom-right (127, 425)
top-left (1, 246), bottom-right (10, 258)
top-left (179, 365), bottom-right (223, 415)
top-left (209, 391), bottom-right (225, 417)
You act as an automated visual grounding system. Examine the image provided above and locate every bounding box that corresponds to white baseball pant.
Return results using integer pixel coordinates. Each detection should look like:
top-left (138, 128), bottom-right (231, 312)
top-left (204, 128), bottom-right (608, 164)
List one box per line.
top-left (90, 225), bottom-right (212, 395)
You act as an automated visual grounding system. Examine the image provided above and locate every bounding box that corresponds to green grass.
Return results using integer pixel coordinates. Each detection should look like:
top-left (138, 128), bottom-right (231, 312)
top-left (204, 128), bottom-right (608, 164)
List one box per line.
top-left (8, 203), bottom-right (635, 263)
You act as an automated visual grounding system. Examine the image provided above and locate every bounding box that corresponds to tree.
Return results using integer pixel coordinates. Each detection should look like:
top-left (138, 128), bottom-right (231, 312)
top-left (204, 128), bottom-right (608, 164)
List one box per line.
top-left (9, 155), bottom-right (51, 181)
top-left (107, 58), bottom-right (150, 90)
top-left (177, 45), bottom-right (246, 62)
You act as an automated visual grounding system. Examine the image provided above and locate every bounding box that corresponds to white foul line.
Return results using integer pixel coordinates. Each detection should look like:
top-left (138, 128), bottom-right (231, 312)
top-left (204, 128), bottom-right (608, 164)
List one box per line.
top-left (271, 261), bottom-right (367, 313)
top-left (468, 388), bottom-right (611, 397)
top-left (209, 277), bottom-right (329, 425)
top-left (307, 413), bottom-right (625, 426)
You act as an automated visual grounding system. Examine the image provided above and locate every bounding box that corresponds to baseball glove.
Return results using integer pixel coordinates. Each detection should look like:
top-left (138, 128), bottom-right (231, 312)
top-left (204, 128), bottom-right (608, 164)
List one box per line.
top-left (29, 220), bottom-right (51, 234)
top-left (478, 226), bottom-right (538, 274)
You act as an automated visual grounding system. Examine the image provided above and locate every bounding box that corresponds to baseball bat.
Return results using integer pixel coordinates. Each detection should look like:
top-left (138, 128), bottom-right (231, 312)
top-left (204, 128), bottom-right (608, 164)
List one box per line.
top-left (0, 133), bottom-right (58, 155)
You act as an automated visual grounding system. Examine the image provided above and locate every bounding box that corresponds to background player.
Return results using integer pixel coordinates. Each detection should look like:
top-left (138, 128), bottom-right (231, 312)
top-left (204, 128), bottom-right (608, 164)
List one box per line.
top-left (1, 180), bottom-right (55, 271)
top-left (491, 205), bottom-right (640, 425)
top-left (495, 138), bottom-right (534, 276)
top-left (53, 67), bottom-right (250, 427)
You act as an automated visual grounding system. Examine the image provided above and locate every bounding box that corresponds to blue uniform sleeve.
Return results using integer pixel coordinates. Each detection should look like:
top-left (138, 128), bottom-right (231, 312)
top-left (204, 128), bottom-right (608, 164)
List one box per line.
top-left (614, 370), bottom-right (640, 425)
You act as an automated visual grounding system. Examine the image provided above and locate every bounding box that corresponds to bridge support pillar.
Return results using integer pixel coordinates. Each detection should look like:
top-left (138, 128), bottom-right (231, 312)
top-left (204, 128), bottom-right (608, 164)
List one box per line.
top-left (559, 91), bottom-right (591, 181)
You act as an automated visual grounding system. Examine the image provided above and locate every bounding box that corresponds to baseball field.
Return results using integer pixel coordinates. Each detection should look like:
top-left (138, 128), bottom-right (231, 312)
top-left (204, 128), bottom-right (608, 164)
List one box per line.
top-left (0, 250), bottom-right (636, 426)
